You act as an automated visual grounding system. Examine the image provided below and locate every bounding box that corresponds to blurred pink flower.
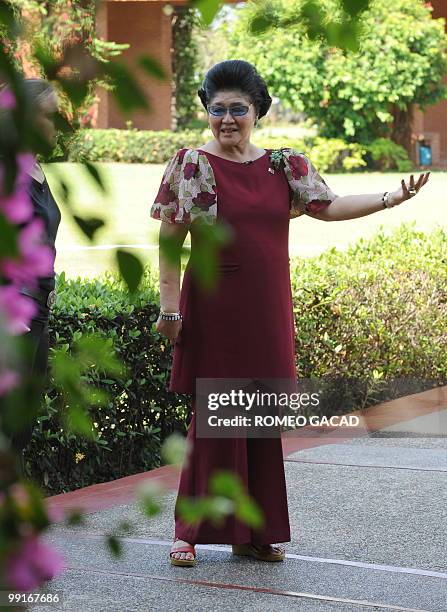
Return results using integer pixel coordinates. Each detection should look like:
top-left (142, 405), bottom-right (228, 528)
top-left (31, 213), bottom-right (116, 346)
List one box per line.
top-left (0, 88), bottom-right (16, 109)
top-left (0, 368), bottom-right (19, 395)
top-left (0, 286), bottom-right (37, 335)
top-left (0, 187), bottom-right (33, 223)
top-left (0, 153), bottom-right (35, 185)
top-left (16, 153), bottom-right (36, 179)
top-left (1, 218), bottom-right (54, 284)
top-left (46, 505), bottom-right (64, 523)
top-left (5, 535), bottom-right (65, 591)
top-left (0, 154), bottom-right (34, 221)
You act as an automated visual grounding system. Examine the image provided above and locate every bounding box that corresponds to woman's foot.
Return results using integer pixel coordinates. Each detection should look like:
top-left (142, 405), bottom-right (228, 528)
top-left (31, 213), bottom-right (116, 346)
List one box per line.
top-left (170, 538), bottom-right (197, 567)
top-left (232, 543), bottom-right (285, 562)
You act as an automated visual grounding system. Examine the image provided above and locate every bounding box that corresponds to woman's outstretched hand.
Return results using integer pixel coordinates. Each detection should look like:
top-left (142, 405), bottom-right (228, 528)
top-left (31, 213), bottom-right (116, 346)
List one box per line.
top-left (156, 316), bottom-right (183, 346)
top-left (389, 172), bottom-right (430, 206)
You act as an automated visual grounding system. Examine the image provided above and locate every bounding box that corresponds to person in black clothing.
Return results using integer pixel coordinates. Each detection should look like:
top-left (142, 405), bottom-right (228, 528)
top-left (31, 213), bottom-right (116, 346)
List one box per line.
top-left (8, 79), bottom-right (62, 472)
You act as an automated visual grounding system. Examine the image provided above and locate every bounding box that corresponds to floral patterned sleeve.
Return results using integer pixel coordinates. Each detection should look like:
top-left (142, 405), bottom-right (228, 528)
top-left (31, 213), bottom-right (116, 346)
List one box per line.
top-left (150, 148), bottom-right (217, 224)
top-left (282, 149), bottom-right (339, 219)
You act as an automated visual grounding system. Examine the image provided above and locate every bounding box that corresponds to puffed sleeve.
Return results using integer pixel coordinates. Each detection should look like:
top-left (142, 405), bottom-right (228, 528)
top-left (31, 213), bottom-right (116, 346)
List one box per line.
top-left (150, 148), bottom-right (218, 225)
top-left (282, 149), bottom-right (339, 219)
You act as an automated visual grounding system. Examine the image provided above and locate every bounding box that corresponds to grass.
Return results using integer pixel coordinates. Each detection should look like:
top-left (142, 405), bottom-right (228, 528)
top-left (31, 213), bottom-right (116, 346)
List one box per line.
top-left (43, 162), bottom-right (447, 279)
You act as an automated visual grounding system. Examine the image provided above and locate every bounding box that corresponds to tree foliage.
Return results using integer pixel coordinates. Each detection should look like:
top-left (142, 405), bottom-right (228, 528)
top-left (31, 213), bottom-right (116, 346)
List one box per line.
top-left (171, 5), bottom-right (203, 130)
top-left (6, 0), bottom-right (130, 128)
top-left (227, 0), bottom-right (447, 144)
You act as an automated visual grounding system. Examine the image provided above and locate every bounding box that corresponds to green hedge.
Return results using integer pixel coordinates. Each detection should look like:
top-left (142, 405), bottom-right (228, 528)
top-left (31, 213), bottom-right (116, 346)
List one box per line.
top-left (27, 224), bottom-right (446, 494)
top-left (65, 128), bottom-right (206, 164)
top-left (27, 269), bottom-right (190, 495)
top-left (64, 128), bottom-right (413, 173)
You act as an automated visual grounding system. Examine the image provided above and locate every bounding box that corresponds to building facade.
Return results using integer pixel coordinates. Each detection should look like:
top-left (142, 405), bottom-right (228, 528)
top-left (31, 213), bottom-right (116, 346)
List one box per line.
top-left (412, 0), bottom-right (447, 166)
top-left (96, 0), bottom-right (447, 166)
top-left (95, 0), bottom-right (239, 131)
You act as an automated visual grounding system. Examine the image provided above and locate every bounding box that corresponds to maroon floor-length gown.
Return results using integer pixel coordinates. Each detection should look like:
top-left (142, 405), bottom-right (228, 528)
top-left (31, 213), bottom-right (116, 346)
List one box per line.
top-left (166, 148), bottom-right (296, 545)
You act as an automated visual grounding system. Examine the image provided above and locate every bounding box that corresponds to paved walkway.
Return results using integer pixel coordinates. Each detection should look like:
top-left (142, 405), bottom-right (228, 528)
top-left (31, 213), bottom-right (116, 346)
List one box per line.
top-left (34, 387), bottom-right (446, 611)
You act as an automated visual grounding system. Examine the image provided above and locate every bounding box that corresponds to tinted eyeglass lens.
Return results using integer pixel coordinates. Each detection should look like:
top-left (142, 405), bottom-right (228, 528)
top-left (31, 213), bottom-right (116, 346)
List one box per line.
top-left (209, 105), bottom-right (249, 117)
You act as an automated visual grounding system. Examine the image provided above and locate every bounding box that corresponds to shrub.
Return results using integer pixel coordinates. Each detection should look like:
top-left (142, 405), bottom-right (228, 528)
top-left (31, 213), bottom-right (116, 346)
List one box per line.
top-left (366, 138), bottom-right (413, 172)
top-left (292, 223), bottom-right (447, 382)
top-left (65, 128), bottom-right (371, 172)
top-left (66, 128), bottom-right (207, 164)
top-left (26, 270), bottom-right (191, 495)
top-left (26, 224), bottom-right (446, 494)
top-left (307, 137), bottom-right (367, 173)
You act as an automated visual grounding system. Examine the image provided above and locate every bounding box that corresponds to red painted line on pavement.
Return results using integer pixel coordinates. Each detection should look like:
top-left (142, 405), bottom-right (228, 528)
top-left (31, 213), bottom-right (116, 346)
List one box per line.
top-left (284, 458), bottom-right (447, 473)
top-left (45, 385), bottom-right (447, 517)
top-left (64, 565), bottom-right (429, 611)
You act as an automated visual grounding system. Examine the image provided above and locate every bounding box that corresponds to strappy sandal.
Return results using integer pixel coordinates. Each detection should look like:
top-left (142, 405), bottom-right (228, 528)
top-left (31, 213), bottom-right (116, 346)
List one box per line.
top-left (232, 543), bottom-right (285, 562)
top-left (170, 538), bottom-right (197, 567)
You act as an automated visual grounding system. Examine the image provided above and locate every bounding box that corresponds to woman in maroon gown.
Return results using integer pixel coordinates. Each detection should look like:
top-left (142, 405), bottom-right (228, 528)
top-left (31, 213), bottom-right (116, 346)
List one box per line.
top-left (150, 60), bottom-right (429, 567)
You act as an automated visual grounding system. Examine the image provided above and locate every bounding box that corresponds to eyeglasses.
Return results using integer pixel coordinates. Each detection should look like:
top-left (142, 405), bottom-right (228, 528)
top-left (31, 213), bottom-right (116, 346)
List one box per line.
top-left (207, 103), bottom-right (252, 117)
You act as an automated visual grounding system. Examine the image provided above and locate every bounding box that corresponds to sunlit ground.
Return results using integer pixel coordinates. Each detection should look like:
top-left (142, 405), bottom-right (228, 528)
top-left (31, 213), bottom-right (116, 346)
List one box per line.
top-left (43, 162), bottom-right (447, 280)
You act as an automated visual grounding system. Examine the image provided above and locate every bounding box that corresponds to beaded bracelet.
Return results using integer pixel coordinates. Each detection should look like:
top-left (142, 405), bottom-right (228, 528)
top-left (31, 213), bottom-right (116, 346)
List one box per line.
top-left (159, 311), bottom-right (182, 321)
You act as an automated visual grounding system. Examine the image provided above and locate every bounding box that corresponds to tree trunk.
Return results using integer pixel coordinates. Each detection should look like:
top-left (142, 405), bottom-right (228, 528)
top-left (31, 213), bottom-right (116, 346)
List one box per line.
top-left (391, 103), bottom-right (413, 154)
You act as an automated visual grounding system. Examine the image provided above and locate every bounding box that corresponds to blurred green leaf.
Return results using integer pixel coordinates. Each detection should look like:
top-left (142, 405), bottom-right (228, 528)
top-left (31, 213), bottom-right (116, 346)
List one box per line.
top-left (51, 350), bottom-right (81, 387)
top-left (137, 481), bottom-right (164, 517)
top-left (58, 179), bottom-right (71, 201)
top-left (0, 1), bottom-right (19, 36)
top-left (103, 61), bottom-right (149, 113)
top-left (176, 496), bottom-right (209, 525)
top-left (118, 520), bottom-right (134, 534)
top-left (0, 54), bottom-right (14, 90)
top-left (107, 535), bottom-right (122, 558)
top-left (52, 110), bottom-right (74, 136)
top-left (23, 480), bottom-right (50, 530)
top-left (66, 509), bottom-right (84, 526)
top-left (116, 249), bottom-right (144, 293)
top-left (138, 55), bottom-right (166, 80)
top-left (327, 19), bottom-right (361, 52)
top-left (341, 0), bottom-right (370, 18)
top-left (0, 213), bottom-right (18, 258)
top-left (249, 14), bottom-right (274, 35)
top-left (208, 496), bottom-right (235, 526)
top-left (73, 215), bottom-right (105, 241)
top-left (300, 0), bottom-right (326, 40)
top-left (236, 496), bottom-right (264, 529)
top-left (75, 334), bottom-right (124, 377)
top-left (66, 405), bottom-right (95, 439)
top-left (82, 160), bottom-right (108, 194)
top-left (33, 42), bottom-right (59, 80)
top-left (160, 432), bottom-right (188, 466)
top-left (209, 470), bottom-right (244, 499)
top-left (58, 77), bottom-right (89, 107)
top-left (159, 233), bottom-right (189, 266)
top-left (189, 221), bottom-right (233, 292)
top-left (191, 0), bottom-right (221, 26)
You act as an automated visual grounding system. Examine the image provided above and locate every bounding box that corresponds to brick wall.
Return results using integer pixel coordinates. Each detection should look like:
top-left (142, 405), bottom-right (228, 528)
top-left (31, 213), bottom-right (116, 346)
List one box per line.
top-left (97, 1), bottom-right (173, 130)
top-left (414, 0), bottom-right (447, 165)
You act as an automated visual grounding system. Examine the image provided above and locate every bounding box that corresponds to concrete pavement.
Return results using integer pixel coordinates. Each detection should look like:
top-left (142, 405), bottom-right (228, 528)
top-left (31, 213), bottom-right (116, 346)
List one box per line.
top-left (34, 389), bottom-right (447, 611)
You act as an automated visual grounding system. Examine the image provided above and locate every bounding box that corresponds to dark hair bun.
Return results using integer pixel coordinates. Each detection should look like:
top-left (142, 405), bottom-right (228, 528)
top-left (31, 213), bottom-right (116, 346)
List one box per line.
top-left (197, 87), bottom-right (207, 109)
top-left (198, 60), bottom-right (272, 120)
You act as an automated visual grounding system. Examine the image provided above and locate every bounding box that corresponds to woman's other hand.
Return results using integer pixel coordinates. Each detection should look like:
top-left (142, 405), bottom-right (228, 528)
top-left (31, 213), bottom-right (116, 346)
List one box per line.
top-left (389, 172), bottom-right (430, 206)
top-left (156, 316), bottom-right (183, 346)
